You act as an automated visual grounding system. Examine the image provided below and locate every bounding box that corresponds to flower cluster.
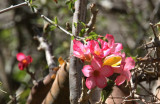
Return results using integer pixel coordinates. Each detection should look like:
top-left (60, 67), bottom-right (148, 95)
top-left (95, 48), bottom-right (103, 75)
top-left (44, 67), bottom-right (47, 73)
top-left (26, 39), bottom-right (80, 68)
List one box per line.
top-left (73, 34), bottom-right (135, 89)
top-left (16, 53), bottom-right (32, 70)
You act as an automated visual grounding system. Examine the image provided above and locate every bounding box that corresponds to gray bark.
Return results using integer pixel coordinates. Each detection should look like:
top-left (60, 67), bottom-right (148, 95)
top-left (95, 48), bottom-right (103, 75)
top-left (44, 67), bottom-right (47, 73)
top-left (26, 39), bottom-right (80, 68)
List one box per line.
top-left (69, 0), bottom-right (88, 104)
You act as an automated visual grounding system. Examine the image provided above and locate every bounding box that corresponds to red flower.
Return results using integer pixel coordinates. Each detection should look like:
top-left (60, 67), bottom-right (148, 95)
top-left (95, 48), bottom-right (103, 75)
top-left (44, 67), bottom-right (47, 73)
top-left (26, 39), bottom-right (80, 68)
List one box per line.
top-left (16, 53), bottom-right (32, 70)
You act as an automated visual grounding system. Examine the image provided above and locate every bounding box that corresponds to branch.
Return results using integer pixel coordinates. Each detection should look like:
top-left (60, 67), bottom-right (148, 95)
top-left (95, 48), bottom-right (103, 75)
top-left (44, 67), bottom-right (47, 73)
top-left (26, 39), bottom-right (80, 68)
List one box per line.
top-left (0, 1), bottom-right (28, 14)
top-left (78, 77), bottom-right (95, 103)
top-left (26, 74), bottom-right (55, 104)
top-left (40, 15), bottom-right (84, 40)
top-left (26, 27), bottom-right (57, 104)
top-left (69, 0), bottom-right (88, 104)
top-left (86, 4), bottom-right (98, 35)
top-left (42, 62), bottom-right (70, 104)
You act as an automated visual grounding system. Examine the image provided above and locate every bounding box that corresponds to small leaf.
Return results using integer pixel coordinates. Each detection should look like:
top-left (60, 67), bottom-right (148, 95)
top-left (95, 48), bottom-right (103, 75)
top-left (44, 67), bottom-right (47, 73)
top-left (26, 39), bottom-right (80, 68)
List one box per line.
top-left (71, 36), bottom-right (75, 40)
top-left (54, 16), bottom-right (58, 25)
top-left (49, 25), bottom-right (57, 31)
top-left (58, 56), bottom-right (65, 65)
top-left (65, 1), bottom-right (70, 5)
top-left (74, 22), bottom-right (77, 28)
top-left (79, 29), bottom-right (85, 37)
top-left (79, 21), bottom-right (86, 27)
top-left (29, 0), bottom-right (32, 4)
top-left (89, 32), bottom-right (98, 36)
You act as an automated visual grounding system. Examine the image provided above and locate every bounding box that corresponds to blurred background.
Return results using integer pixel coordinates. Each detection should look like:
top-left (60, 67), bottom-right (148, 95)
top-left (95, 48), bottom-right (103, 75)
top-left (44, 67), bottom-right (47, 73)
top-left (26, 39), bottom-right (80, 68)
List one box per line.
top-left (0, 0), bottom-right (160, 103)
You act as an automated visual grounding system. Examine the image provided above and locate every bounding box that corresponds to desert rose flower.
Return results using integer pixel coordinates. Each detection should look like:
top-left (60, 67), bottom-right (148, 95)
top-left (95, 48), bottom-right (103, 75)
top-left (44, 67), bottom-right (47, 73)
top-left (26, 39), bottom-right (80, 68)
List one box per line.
top-left (103, 34), bottom-right (123, 56)
top-left (73, 39), bottom-right (92, 62)
top-left (16, 53), bottom-right (32, 70)
top-left (89, 40), bottom-right (104, 58)
top-left (113, 53), bottom-right (135, 86)
top-left (82, 57), bottom-right (113, 89)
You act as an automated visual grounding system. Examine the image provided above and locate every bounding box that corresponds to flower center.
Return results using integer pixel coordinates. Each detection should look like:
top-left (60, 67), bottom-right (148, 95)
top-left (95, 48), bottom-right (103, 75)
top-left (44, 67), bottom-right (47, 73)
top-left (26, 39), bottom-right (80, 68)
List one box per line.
top-left (94, 50), bottom-right (100, 56)
top-left (103, 56), bottom-right (121, 66)
top-left (22, 59), bottom-right (28, 64)
top-left (93, 70), bottom-right (100, 77)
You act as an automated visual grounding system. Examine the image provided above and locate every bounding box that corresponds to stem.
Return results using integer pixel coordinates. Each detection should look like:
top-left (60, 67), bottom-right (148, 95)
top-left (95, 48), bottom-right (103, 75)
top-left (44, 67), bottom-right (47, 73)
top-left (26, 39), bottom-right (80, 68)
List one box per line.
top-left (26, 67), bottom-right (37, 85)
top-left (40, 15), bottom-right (84, 40)
top-left (0, 1), bottom-right (28, 14)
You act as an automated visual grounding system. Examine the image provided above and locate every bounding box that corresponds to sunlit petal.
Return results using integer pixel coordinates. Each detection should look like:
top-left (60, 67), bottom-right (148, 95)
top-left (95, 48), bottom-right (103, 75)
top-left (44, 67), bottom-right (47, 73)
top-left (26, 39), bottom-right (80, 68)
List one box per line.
top-left (86, 77), bottom-right (96, 90)
top-left (82, 65), bottom-right (94, 77)
top-left (115, 75), bottom-right (126, 86)
top-left (17, 53), bottom-right (26, 61)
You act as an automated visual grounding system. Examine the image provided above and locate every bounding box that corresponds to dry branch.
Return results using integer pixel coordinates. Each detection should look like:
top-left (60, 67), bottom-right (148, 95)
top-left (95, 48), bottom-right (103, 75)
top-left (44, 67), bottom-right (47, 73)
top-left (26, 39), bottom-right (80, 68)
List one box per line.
top-left (86, 4), bottom-right (98, 35)
top-left (0, 1), bottom-right (28, 14)
top-left (42, 62), bottom-right (70, 104)
top-left (26, 27), bottom-right (57, 104)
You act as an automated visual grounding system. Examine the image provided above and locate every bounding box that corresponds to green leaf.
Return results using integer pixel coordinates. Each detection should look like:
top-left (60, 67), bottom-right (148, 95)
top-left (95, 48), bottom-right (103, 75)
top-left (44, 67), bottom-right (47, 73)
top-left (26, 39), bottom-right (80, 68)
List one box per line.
top-left (65, 0), bottom-right (70, 5)
top-left (74, 22), bottom-right (77, 28)
top-left (79, 21), bottom-right (86, 27)
top-left (54, 17), bottom-right (58, 25)
top-left (79, 29), bottom-right (85, 37)
top-left (49, 25), bottom-right (57, 31)
top-left (89, 32), bottom-right (98, 36)
top-left (29, 0), bottom-right (32, 4)
top-left (71, 36), bottom-right (75, 40)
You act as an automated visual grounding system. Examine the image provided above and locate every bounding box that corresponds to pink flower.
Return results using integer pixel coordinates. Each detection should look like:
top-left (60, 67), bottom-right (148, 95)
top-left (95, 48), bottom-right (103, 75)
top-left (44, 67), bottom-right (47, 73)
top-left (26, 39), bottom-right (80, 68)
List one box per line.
top-left (82, 57), bottom-right (113, 89)
top-left (103, 34), bottom-right (123, 56)
top-left (90, 40), bottom-right (104, 58)
top-left (16, 53), bottom-right (32, 70)
top-left (113, 53), bottom-right (135, 86)
top-left (73, 39), bottom-right (92, 62)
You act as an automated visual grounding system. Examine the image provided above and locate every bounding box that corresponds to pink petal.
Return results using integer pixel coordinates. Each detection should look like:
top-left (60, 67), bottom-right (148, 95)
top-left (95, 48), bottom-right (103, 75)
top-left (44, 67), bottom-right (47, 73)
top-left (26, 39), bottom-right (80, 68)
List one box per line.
top-left (86, 77), bottom-right (96, 89)
top-left (105, 34), bottom-right (115, 47)
top-left (73, 51), bottom-right (82, 58)
top-left (82, 65), bottom-right (94, 77)
top-left (73, 40), bottom-right (84, 51)
top-left (91, 57), bottom-right (102, 70)
top-left (113, 43), bottom-right (123, 53)
top-left (26, 56), bottom-right (33, 63)
top-left (98, 38), bottom-right (108, 50)
top-left (101, 65), bottom-right (113, 77)
top-left (17, 53), bottom-right (26, 61)
top-left (112, 66), bottom-right (122, 74)
top-left (18, 62), bottom-right (24, 70)
top-left (95, 76), bottom-right (107, 88)
top-left (123, 70), bottom-right (131, 81)
top-left (103, 49), bottom-right (111, 57)
top-left (115, 75), bottom-right (126, 86)
top-left (124, 57), bottom-right (135, 70)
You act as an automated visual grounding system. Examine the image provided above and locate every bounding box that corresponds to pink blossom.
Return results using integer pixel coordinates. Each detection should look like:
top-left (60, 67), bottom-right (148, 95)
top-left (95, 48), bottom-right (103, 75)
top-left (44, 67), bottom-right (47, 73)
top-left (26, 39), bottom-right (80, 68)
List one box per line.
top-left (73, 39), bottom-right (92, 62)
top-left (89, 40), bottom-right (104, 58)
top-left (16, 53), bottom-right (32, 70)
top-left (113, 53), bottom-right (135, 86)
top-left (103, 34), bottom-right (123, 56)
top-left (82, 57), bottom-right (113, 89)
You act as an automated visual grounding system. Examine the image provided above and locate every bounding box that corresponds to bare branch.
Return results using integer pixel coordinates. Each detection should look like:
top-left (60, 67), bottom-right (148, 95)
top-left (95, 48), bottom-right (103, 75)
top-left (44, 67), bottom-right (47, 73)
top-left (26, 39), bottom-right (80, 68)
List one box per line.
top-left (42, 62), bottom-right (70, 104)
top-left (86, 4), bottom-right (98, 35)
top-left (0, 1), bottom-right (28, 14)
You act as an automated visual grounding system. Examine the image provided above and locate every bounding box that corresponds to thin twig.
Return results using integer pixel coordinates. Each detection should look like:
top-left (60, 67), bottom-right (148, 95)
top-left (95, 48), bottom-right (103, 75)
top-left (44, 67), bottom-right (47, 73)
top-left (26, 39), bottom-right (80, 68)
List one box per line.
top-left (26, 67), bottom-right (37, 85)
top-left (0, 1), bottom-right (28, 14)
